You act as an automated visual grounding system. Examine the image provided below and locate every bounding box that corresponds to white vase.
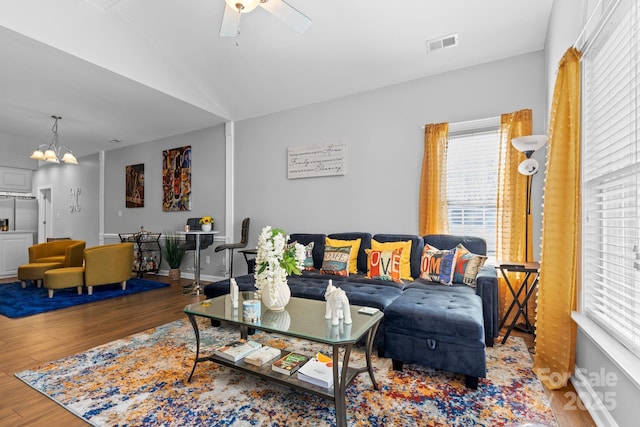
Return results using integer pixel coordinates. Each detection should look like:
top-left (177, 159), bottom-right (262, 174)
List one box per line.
top-left (261, 280), bottom-right (291, 312)
top-left (201, 223), bottom-right (212, 231)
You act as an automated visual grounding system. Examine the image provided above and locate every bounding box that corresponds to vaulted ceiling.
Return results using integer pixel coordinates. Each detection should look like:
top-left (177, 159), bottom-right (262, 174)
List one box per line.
top-left (0, 0), bottom-right (553, 159)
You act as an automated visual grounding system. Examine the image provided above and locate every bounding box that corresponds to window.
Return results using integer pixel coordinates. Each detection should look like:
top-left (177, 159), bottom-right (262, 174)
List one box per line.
top-left (446, 121), bottom-right (500, 256)
top-left (582, 0), bottom-right (640, 357)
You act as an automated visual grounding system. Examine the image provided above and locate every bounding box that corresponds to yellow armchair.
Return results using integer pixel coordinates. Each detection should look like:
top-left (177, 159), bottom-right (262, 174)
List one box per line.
top-left (84, 243), bottom-right (134, 295)
top-left (29, 240), bottom-right (86, 266)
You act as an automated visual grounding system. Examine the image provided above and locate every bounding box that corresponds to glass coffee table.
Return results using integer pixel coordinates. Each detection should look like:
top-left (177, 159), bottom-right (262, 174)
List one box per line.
top-left (183, 292), bottom-right (383, 427)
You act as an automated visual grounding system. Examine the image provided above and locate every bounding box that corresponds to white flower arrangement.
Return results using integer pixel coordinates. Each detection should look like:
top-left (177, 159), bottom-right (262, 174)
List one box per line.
top-left (254, 226), bottom-right (305, 305)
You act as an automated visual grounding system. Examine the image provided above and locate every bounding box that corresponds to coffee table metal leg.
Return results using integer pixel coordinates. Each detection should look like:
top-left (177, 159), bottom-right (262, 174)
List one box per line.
top-left (239, 324), bottom-right (248, 340)
top-left (186, 313), bottom-right (201, 382)
top-left (365, 320), bottom-right (380, 390)
top-left (333, 343), bottom-right (352, 427)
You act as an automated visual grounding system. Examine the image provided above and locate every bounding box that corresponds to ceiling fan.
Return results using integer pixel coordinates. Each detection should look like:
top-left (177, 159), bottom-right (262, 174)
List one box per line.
top-left (220, 0), bottom-right (312, 38)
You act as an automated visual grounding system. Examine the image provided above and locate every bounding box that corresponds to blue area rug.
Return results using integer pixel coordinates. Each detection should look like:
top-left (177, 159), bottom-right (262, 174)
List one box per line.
top-left (0, 278), bottom-right (170, 318)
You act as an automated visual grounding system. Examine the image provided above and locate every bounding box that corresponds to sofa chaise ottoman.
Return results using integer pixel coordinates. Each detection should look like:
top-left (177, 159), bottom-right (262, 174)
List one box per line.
top-left (383, 287), bottom-right (486, 389)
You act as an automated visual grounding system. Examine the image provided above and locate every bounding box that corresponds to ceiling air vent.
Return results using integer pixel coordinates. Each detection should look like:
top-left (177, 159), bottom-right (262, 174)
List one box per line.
top-left (426, 33), bottom-right (459, 53)
top-left (84, 0), bottom-right (122, 10)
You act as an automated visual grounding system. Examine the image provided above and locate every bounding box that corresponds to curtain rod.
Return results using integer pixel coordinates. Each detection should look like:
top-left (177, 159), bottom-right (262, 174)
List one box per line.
top-left (574, 0), bottom-right (623, 56)
top-left (573, 0), bottom-right (602, 50)
top-left (421, 116), bottom-right (500, 131)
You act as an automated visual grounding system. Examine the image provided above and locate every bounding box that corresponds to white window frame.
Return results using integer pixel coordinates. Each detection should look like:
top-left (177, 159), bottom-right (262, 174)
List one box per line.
top-left (447, 117), bottom-right (500, 256)
top-left (580, 0), bottom-right (640, 367)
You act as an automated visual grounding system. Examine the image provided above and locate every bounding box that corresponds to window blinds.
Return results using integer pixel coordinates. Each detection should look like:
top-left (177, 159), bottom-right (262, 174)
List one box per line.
top-left (446, 130), bottom-right (499, 256)
top-left (582, 0), bottom-right (640, 357)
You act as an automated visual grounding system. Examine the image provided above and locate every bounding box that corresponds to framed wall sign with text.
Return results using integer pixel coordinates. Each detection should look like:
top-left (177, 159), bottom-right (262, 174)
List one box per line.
top-left (287, 141), bottom-right (346, 179)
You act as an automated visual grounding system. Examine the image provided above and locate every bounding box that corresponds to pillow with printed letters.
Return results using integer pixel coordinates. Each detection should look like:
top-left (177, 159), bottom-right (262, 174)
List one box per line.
top-left (325, 237), bottom-right (361, 274)
top-left (366, 248), bottom-right (403, 284)
top-left (320, 245), bottom-right (352, 276)
top-left (452, 243), bottom-right (487, 287)
top-left (419, 244), bottom-right (459, 285)
top-left (371, 239), bottom-right (413, 281)
top-left (290, 241), bottom-right (315, 270)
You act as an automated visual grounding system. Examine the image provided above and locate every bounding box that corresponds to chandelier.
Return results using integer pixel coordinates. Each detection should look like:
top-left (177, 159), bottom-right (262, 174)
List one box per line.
top-left (30, 115), bottom-right (78, 164)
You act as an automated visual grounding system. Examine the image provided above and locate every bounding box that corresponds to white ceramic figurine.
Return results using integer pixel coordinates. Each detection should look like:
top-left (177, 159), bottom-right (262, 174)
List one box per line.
top-left (324, 280), bottom-right (352, 325)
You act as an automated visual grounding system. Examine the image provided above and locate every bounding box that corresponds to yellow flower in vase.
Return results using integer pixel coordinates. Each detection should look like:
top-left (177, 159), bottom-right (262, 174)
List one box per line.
top-left (199, 216), bottom-right (214, 231)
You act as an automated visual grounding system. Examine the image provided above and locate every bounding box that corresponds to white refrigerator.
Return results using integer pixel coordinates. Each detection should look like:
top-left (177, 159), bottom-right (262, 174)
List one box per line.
top-left (15, 198), bottom-right (38, 231)
top-left (0, 197), bottom-right (38, 236)
top-left (0, 198), bottom-right (15, 230)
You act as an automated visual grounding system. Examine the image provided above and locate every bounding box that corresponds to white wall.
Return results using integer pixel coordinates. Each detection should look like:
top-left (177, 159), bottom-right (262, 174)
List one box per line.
top-left (32, 153), bottom-right (100, 246)
top-left (234, 52), bottom-right (547, 256)
top-left (103, 125), bottom-right (227, 276)
top-left (546, 1), bottom-right (639, 426)
top-left (0, 130), bottom-right (40, 170)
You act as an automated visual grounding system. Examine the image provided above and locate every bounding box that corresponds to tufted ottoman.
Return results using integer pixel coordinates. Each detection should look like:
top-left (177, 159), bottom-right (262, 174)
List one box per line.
top-left (18, 262), bottom-right (64, 289)
top-left (383, 287), bottom-right (486, 389)
top-left (44, 267), bottom-right (85, 298)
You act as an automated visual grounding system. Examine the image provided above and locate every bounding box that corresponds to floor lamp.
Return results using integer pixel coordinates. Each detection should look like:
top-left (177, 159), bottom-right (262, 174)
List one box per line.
top-left (511, 135), bottom-right (548, 262)
top-left (510, 135), bottom-right (547, 335)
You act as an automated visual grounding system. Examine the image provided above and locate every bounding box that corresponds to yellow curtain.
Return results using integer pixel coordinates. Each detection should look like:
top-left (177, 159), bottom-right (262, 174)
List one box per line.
top-left (495, 109), bottom-right (532, 322)
top-left (533, 47), bottom-right (582, 390)
top-left (418, 123), bottom-right (449, 235)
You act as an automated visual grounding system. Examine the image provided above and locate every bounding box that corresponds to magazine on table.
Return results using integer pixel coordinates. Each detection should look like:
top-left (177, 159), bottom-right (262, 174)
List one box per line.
top-left (244, 346), bottom-right (281, 366)
top-left (213, 339), bottom-right (262, 362)
top-left (271, 352), bottom-right (309, 375)
top-left (297, 352), bottom-right (338, 388)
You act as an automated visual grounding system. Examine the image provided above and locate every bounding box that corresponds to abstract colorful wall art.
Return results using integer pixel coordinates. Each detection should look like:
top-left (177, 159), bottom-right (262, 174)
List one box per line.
top-left (162, 146), bottom-right (191, 211)
top-left (125, 163), bottom-right (144, 208)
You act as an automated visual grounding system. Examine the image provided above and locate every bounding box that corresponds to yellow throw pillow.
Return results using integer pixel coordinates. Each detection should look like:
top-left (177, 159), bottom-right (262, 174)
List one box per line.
top-left (325, 237), bottom-right (361, 274)
top-left (371, 239), bottom-right (413, 280)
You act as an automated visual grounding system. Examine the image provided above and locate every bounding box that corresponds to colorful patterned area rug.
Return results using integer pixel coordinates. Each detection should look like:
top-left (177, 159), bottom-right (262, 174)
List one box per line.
top-left (0, 278), bottom-right (169, 318)
top-left (15, 319), bottom-right (556, 426)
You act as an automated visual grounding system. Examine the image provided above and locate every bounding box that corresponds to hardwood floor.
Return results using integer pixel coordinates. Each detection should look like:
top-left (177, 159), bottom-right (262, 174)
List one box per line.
top-left (0, 276), bottom-right (595, 426)
top-left (513, 331), bottom-right (597, 427)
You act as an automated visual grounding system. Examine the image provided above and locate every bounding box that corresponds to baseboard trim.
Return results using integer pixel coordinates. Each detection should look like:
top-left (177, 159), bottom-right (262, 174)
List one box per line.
top-left (155, 270), bottom-right (226, 283)
top-left (572, 365), bottom-right (619, 427)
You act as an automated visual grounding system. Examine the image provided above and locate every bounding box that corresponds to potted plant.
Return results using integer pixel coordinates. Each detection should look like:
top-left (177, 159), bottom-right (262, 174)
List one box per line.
top-left (254, 226), bottom-right (305, 311)
top-left (199, 216), bottom-right (214, 231)
top-left (163, 233), bottom-right (186, 281)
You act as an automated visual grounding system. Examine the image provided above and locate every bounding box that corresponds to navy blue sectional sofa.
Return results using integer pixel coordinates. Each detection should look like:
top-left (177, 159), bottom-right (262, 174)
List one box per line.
top-left (203, 232), bottom-right (499, 388)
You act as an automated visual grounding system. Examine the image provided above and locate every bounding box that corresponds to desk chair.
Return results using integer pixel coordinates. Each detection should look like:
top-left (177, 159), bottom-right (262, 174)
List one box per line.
top-left (215, 217), bottom-right (250, 278)
top-left (179, 218), bottom-right (215, 271)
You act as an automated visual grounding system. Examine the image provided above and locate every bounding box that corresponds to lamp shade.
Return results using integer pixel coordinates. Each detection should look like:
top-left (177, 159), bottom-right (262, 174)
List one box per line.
top-left (43, 149), bottom-right (58, 162)
top-left (511, 135), bottom-right (547, 154)
top-left (30, 150), bottom-right (44, 160)
top-left (61, 152), bottom-right (78, 164)
top-left (225, 0), bottom-right (261, 13)
top-left (518, 158), bottom-right (540, 176)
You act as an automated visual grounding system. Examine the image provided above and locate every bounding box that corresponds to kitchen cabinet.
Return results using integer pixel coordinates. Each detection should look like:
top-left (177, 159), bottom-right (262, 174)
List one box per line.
top-left (0, 231), bottom-right (33, 278)
top-left (0, 167), bottom-right (32, 193)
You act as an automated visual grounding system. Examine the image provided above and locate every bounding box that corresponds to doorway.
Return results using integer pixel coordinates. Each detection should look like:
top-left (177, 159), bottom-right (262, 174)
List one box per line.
top-left (37, 186), bottom-right (53, 243)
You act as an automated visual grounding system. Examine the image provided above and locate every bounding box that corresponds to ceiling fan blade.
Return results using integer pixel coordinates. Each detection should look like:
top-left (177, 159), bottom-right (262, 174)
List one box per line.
top-left (220, 4), bottom-right (239, 37)
top-left (260, 0), bottom-right (312, 33)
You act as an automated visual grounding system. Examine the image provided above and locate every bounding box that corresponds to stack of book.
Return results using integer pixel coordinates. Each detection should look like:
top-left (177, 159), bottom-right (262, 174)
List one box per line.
top-left (244, 346), bottom-right (282, 366)
top-left (213, 339), bottom-right (262, 362)
top-left (297, 352), bottom-right (336, 388)
top-left (271, 352), bottom-right (309, 375)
